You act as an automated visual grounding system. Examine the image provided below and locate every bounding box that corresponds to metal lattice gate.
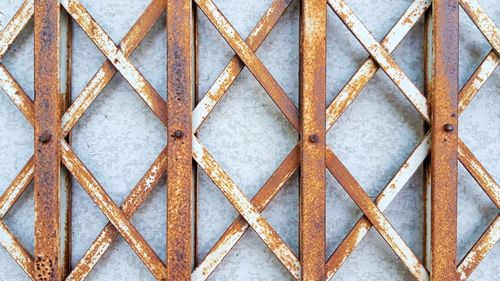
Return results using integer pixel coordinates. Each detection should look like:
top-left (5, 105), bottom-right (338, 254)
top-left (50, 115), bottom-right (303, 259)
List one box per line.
top-left (0, 0), bottom-right (498, 280)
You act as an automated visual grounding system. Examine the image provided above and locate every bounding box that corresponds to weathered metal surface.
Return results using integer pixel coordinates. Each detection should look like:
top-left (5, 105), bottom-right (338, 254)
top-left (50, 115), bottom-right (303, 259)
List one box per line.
top-left (34, 1), bottom-right (61, 280)
top-left (60, 0), bottom-right (167, 126)
top-left (192, 137), bottom-right (301, 279)
top-left (299, 0), bottom-right (326, 280)
top-left (195, 0), bottom-right (300, 130)
top-left (328, 0), bottom-right (430, 123)
top-left (429, 0), bottom-right (459, 280)
top-left (192, 145), bottom-right (300, 280)
top-left (60, 0), bottom-right (165, 137)
top-left (60, 140), bottom-right (166, 280)
top-left (0, 0), bottom-right (498, 279)
top-left (326, 133), bottom-right (431, 280)
top-left (167, 0), bottom-right (194, 279)
top-left (325, 0), bottom-right (431, 130)
top-left (457, 215), bottom-right (499, 281)
top-left (325, 148), bottom-right (429, 281)
top-left (67, 147), bottom-right (168, 281)
top-left (192, 0), bottom-right (293, 132)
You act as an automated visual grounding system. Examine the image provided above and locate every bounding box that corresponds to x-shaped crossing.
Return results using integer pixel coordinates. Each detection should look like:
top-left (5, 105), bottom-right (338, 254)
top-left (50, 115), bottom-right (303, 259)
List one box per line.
top-left (0, 0), bottom-right (498, 280)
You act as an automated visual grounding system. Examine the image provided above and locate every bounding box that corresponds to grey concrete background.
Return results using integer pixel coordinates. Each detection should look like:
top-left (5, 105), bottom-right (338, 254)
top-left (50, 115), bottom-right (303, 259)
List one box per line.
top-left (0, 0), bottom-right (498, 280)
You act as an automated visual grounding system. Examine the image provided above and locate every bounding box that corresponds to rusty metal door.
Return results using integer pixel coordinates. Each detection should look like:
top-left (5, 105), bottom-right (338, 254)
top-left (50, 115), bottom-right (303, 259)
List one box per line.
top-left (0, 0), bottom-right (498, 280)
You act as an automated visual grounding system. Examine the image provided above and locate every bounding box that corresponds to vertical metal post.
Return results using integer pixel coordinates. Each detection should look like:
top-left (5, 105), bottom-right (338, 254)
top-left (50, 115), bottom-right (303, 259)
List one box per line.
top-left (429, 0), bottom-right (459, 280)
top-left (59, 7), bottom-right (72, 278)
top-left (167, 0), bottom-right (194, 279)
top-left (299, 0), bottom-right (326, 279)
top-left (34, 0), bottom-right (61, 280)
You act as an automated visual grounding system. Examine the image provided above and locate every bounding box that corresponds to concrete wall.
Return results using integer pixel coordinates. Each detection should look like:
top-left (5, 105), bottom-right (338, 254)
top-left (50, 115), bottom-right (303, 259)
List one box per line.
top-left (0, 0), bottom-right (498, 280)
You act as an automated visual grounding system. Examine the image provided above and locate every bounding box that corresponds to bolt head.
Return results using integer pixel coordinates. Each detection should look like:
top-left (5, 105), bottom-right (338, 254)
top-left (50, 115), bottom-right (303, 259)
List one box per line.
top-left (38, 132), bottom-right (52, 143)
top-left (308, 134), bottom-right (319, 143)
top-left (173, 130), bottom-right (184, 138)
top-left (443, 123), bottom-right (454, 132)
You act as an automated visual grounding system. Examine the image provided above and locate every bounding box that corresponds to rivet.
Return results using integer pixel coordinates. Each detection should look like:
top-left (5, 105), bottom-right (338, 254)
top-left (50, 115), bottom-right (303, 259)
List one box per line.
top-left (38, 132), bottom-right (52, 143)
top-left (308, 134), bottom-right (319, 143)
top-left (443, 123), bottom-right (454, 132)
top-left (173, 130), bottom-right (184, 138)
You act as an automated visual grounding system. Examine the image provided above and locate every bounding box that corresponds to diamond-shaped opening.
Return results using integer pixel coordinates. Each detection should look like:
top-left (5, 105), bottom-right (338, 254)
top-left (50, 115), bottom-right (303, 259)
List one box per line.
top-left (77, 0), bottom-right (152, 43)
top-left (84, 236), bottom-right (157, 281)
top-left (333, 228), bottom-right (418, 280)
top-left (206, 230), bottom-right (294, 281)
top-left (196, 69), bottom-right (296, 198)
top-left (327, 75), bottom-right (424, 197)
top-left (458, 6), bottom-right (497, 90)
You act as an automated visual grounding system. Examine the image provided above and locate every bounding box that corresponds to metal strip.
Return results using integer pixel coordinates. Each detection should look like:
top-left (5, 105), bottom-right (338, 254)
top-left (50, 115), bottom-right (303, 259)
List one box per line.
top-left (67, 147), bottom-right (168, 281)
top-left (192, 137), bottom-right (301, 279)
top-left (326, 133), bottom-right (431, 280)
top-left (430, 0), bottom-right (459, 279)
top-left (457, 215), bottom-right (500, 280)
top-left (326, 148), bottom-right (429, 281)
top-left (192, 0), bottom-right (293, 132)
top-left (299, 0), bottom-right (326, 279)
top-left (60, 141), bottom-right (166, 280)
top-left (192, 145), bottom-right (300, 280)
top-left (166, 0), bottom-right (194, 279)
top-left (34, 0), bottom-right (61, 280)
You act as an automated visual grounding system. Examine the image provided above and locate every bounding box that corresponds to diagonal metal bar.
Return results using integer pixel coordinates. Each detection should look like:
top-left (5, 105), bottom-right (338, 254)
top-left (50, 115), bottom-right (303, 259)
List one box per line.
top-left (194, 0), bottom-right (300, 130)
top-left (192, 137), bottom-right (301, 280)
top-left (192, 0), bottom-right (293, 132)
top-left (458, 140), bottom-right (500, 209)
top-left (192, 145), bottom-right (300, 280)
top-left (326, 147), bottom-right (429, 281)
top-left (61, 0), bottom-right (166, 136)
top-left (457, 215), bottom-right (500, 281)
top-left (60, 0), bottom-right (167, 126)
top-left (326, 148), bottom-right (430, 280)
top-left (460, 0), bottom-right (500, 56)
top-left (0, 157), bottom-right (34, 219)
top-left (0, 221), bottom-right (34, 279)
top-left (67, 147), bottom-right (168, 281)
top-left (0, 0), bottom-right (33, 58)
top-left (458, 50), bottom-right (499, 114)
top-left (60, 140), bottom-right (166, 280)
top-left (326, 0), bottom-right (431, 130)
top-left (328, 0), bottom-right (430, 122)
top-left (326, 133), bottom-right (431, 280)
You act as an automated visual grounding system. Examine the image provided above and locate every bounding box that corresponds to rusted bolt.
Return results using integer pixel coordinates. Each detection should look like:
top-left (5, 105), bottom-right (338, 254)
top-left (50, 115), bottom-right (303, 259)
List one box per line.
top-left (443, 123), bottom-right (454, 132)
top-left (308, 134), bottom-right (319, 143)
top-left (173, 130), bottom-right (184, 138)
top-left (38, 132), bottom-right (52, 143)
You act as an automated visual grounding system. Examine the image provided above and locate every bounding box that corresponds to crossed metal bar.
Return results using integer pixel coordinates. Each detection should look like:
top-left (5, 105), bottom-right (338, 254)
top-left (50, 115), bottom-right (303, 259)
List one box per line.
top-left (0, 0), bottom-right (498, 280)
